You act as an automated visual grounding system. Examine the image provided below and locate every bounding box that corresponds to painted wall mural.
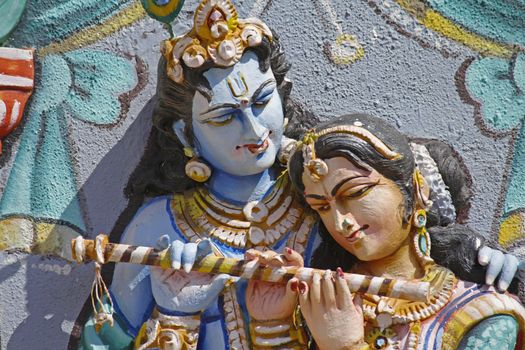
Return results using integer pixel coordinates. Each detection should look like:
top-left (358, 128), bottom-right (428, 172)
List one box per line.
top-left (0, 1), bottom-right (145, 254)
top-left (368, 0), bottom-right (525, 250)
top-left (0, 0), bottom-right (524, 348)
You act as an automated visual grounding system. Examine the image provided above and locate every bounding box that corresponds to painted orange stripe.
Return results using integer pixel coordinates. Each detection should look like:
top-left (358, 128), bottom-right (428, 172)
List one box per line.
top-left (0, 57), bottom-right (34, 79)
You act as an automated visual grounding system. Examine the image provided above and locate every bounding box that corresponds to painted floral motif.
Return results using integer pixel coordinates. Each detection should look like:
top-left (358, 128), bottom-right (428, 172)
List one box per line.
top-left (461, 315), bottom-right (518, 350)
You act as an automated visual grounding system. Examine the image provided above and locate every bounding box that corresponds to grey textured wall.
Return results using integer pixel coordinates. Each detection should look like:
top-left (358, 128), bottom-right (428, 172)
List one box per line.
top-left (0, 0), bottom-right (523, 348)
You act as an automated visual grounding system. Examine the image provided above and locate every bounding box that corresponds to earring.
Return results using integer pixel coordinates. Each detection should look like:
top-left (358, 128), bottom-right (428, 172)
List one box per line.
top-left (185, 158), bottom-right (211, 182)
top-left (412, 209), bottom-right (433, 266)
top-left (184, 147), bottom-right (211, 182)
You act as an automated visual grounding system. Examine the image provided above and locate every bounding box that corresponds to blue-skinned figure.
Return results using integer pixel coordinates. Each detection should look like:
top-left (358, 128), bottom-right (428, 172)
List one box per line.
top-left (79, 0), bottom-right (522, 349)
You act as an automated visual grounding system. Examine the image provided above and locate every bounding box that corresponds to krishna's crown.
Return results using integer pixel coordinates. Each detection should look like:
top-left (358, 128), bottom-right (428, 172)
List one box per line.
top-left (161, 0), bottom-right (272, 84)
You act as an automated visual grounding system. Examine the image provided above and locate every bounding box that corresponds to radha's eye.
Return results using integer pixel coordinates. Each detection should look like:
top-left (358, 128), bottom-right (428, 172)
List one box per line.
top-left (344, 184), bottom-right (376, 199)
top-left (207, 114), bottom-right (234, 126)
top-left (314, 204), bottom-right (330, 212)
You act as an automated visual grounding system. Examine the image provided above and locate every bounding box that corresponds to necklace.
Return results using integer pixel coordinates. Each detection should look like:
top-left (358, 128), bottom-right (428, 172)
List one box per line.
top-left (170, 176), bottom-right (315, 252)
top-left (362, 264), bottom-right (457, 349)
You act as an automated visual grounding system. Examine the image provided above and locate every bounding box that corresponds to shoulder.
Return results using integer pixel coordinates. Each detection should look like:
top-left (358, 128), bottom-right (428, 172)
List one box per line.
top-left (119, 195), bottom-right (181, 246)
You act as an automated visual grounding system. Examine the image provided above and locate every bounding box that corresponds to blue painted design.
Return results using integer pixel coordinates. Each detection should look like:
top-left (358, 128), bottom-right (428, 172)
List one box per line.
top-left (459, 315), bottom-right (518, 349)
top-left (0, 0), bottom-right (28, 44)
top-left (426, 0), bottom-right (525, 46)
top-left (304, 221), bottom-right (319, 266)
top-left (466, 54), bottom-right (525, 217)
top-left (140, 0), bottom-right (185, 25)
top-left (8, 0), bottom-right (134, 48)
top-left (0, 50), bottom-right (136, 231)
top-left (419, 234), bottom-right (428, 255)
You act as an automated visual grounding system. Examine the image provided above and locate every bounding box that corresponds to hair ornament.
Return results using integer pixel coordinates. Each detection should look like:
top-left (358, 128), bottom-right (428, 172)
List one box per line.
top-left (161, 0), bottom-right (273, 84)
top-left (315, 125), bottom-right (402, 160)
top-left (410, 143), bottom-right (456, 225)
top-left (296, 124), bottom-right (402, 182)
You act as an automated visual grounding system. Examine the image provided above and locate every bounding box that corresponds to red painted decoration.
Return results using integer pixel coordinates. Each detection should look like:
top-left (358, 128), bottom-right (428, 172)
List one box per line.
top-left (0, 47), bottom-right (34, 154)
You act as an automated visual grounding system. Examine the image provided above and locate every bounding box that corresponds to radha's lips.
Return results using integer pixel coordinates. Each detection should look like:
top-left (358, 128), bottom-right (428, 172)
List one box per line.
top-left (346, 224), bottom-right (369, 243)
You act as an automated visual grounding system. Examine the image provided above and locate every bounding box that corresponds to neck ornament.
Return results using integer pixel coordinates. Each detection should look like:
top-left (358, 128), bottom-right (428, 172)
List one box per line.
top-left (170, 176), bottom-right (314, 252)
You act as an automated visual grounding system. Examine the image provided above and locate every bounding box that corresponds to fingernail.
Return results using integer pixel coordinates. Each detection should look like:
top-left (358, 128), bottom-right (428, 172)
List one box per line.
top-left (498, 281), bottom-right (509, 291)
top-left (479, 256), bottom-right (488, 265)
top-left (291, 280), bottom-right (298, 292)
top-left (336, 267), bottom-right (344, 278)
top-left (486, 276), bottom-right (495, 285)
top-left (299, 282), bottom-right (307, 294)
top-left (286, 247), bottom-right (292, 255)
top-left (172, 261), bottom-right (181, 270)
top-left (183, 263), bottom-right (192, 273)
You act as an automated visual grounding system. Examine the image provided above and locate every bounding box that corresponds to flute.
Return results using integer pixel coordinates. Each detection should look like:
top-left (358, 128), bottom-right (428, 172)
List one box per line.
top-left (72, 234), bottom-right (430, 302)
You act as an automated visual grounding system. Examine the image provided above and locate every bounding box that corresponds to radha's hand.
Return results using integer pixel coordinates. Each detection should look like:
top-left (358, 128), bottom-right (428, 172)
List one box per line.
top-left (150, 235), bottom-right (231, 314)
top-left (478, 246), bottom-right (523, 291)
top-left (298, 268), bottom-right (366, 350)
top-left (245, 248), bottom-right (303, 320)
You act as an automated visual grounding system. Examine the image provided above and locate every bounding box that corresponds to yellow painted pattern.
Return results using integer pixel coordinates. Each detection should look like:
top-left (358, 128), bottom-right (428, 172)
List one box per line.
top-left (38, 2), bottom-right (147, 56)
top-left (395, 0), bottom-right (515, 58)
top-left (499, 212), bottom-right (525, 248)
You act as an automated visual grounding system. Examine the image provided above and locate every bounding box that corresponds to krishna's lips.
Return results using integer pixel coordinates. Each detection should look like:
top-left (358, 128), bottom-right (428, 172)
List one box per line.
top-left (236, 131), bottom-right (272, 155)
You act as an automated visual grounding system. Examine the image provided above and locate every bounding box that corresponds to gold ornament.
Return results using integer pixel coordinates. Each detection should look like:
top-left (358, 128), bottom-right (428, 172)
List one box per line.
top-left (185, 158), bottom-right (212, 182)
top-left (162, 0), bottom-right (273, 83)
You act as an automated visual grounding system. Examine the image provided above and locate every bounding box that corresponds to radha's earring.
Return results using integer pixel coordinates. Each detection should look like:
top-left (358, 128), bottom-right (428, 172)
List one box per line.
top-left (183, 147), bottom-right (211, 183)
top-left (412, 209), bottom-right (434, 267)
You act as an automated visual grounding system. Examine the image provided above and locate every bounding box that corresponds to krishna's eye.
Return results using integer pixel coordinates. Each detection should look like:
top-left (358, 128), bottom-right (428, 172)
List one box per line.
top-left (207, 114), bottom-right (234, 126)
top-left (253, 92), bottom-right (273, 107)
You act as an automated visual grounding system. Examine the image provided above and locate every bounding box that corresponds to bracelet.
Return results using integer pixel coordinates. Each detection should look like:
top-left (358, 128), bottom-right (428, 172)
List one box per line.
top-left (134, 307), bottom-right (200, 350)
top-left (250, 316), bottom-right (308, 349)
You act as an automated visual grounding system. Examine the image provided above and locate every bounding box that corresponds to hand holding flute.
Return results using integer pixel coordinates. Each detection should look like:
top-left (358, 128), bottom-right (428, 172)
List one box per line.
top-left (72, 234), bottom-right (430, 302)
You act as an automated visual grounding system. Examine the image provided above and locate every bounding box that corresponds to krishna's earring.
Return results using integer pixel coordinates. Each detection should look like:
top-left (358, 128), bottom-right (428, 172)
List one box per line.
top-left (173, 120), bottom-right (212, 182)
top-left (183, 147), bottom-right (211, 183)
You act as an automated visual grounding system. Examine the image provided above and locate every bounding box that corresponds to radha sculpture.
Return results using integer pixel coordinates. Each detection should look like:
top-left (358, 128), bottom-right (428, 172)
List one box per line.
top-left (78, 1), bottom-right (521, 349)
top-left (287, 114), bottom-right (525, 349)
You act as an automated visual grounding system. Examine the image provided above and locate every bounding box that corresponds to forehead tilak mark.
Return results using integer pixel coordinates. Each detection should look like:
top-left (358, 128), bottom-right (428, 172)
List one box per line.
top-left (226, 72), bottom-right (249, 98)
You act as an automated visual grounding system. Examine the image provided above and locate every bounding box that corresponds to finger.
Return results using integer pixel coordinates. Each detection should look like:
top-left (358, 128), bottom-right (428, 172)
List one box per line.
top-left (298, 281), bottom-right (310, 313)
top-left (284, 278), bottom-right (299, 305)
top-left (310, 272), bottom-right (322, 305)
top-left (283, 247), bottom-right (304, 267)
top-left (353, 294), bottom-right (364, 318)
top-left (322, 269), bottom-right (336, 307)
top-left (259, 250), bottom-right (278, 266)
top-left (498, 254), bottom-right (519, 291)
top-left (486, 250), bottom-right (505, 285)
top-left (195, 239), bottom-right (213, 260)
top-left (182, 242), bottom-right (198, 273)
top-left (478, 246), bottom-right (493, 266)
top-left (155, 234), bottom-right (170, 251)
top-left (199, 274), bottom-right (231, 309)
top-left (170, 240), bottom-right (184, 270)
top-left (335, 267), bottom-right (351, 310)
top-left (245, 249), bottom-right (262, 261)
top-left (268, 254), bottom-right (287, 268)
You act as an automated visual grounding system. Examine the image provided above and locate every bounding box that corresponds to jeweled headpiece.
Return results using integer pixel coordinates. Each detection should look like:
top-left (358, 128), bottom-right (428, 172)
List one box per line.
top-left (161, 0), bottom-right (273, 84)
top-left (298, 121), bottom-right (402, 182)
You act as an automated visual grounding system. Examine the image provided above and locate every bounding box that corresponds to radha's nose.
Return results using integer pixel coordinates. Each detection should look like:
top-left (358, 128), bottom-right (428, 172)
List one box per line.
top-left (334, 210), bottom-right (357, 237)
